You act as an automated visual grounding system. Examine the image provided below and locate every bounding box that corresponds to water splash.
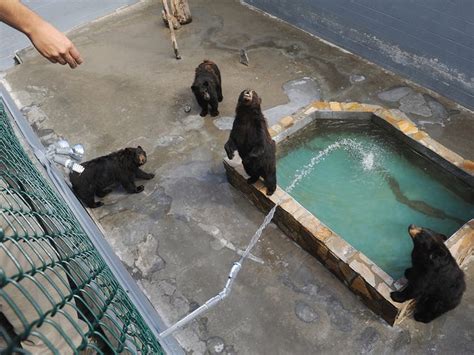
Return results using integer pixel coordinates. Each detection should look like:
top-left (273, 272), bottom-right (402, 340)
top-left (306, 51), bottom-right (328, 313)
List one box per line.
top-left (240, 138), bottom-right (381, 262)
top-left (362, 152), bottom-right (375, 171)
top-left (240, 139), bottom-right (358, 260)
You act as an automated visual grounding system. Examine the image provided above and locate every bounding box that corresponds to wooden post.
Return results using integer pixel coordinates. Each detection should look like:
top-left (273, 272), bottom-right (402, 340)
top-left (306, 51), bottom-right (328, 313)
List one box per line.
top-left (162, 0), bottom-right (181, 59)
top-left (171, 0), bottom-right (192, 26)
top-left (162, 0), bottom-right (192, 29)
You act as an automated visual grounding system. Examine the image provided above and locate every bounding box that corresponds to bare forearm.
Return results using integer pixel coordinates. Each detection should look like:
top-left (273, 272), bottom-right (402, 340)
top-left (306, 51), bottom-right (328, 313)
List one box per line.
top-left (0, 0), bottom-right (83, 68)
top-left (0, 0), bottom-right (43, 36)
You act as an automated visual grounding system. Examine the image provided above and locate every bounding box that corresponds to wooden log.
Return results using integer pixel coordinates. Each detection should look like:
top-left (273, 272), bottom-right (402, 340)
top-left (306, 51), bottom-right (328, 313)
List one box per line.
top-left (162, 0), bottom-right (181, 59)
top-left (171, 0), bottom-right (192, 25)
top-left (162, 0), bottom-right (192, 29)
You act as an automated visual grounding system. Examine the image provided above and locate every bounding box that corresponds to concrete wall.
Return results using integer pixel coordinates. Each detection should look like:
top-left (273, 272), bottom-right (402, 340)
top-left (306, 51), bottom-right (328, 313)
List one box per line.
top-left (243, 0), bottom-right (474, 110)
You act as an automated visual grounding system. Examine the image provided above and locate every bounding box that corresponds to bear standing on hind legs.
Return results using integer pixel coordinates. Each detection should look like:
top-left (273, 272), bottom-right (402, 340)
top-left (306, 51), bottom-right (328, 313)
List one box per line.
top-left (225, 89), bottom-right (276, 196)
top-left (191, 60), bottom-right (223, 117)
top-left (390, 225), bottom-right (466, 323)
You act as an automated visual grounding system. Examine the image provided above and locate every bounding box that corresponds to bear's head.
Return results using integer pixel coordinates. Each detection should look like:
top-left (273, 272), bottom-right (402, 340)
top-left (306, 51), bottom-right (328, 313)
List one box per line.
top-left (191, 81), bottom-right (211, 101)
top-left (238, 89), bottom-right (262, 108)
top-left (408, 224), bottom-right (451, 267)
top-left (126, 146), bottom-right (147, 166)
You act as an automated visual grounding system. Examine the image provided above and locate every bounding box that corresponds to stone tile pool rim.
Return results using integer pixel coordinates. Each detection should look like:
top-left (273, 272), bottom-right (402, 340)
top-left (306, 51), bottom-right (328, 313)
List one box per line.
top-left (224, 101), bottom-right (474, 325)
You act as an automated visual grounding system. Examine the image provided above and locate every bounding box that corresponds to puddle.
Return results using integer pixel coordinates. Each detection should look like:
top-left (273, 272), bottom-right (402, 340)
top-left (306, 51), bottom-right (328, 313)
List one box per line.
top-left (213, 77), bottom-right (320, 130)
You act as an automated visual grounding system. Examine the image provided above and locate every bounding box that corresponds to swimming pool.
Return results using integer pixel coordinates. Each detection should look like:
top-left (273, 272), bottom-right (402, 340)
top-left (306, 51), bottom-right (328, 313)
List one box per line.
top-left (224, 101), bottom-right (474, 324)
top-left (277, 120), bottom-right (473, 279)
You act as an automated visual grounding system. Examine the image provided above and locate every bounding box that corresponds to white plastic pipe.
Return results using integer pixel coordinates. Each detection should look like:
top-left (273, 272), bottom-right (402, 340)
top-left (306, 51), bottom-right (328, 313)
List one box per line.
top-left (159, 262), bottom-right (241, 338)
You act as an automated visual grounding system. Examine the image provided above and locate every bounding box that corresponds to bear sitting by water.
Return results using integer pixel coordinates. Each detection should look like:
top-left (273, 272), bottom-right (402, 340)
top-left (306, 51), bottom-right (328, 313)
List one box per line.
top-left (224, 89), bottom-right (276, 195)
top-left (191, 60), bottom-right (223, 117)
top-left (70, 146), bottom-right (154, 208)
top-left (390, 224), bottom-right (466, 323)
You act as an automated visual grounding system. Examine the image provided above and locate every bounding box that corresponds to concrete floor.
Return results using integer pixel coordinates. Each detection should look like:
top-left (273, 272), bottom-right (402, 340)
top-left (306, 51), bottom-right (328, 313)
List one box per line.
top-left (2, 0), bottom-right (473, 353)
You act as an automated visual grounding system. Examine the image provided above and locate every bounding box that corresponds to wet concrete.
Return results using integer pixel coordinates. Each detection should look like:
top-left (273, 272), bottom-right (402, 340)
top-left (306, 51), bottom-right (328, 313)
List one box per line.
top-left (2, 0), bottom-right (474, 353)
top-left (214, 77), bottom-right (320, 129)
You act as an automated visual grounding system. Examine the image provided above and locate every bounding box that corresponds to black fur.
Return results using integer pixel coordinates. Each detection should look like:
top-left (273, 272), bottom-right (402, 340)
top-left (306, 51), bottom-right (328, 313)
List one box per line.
top-left (191, 60), bottom-right (223, 117)
top-left (390, 225), bottom-right (466, 323)
top-left (69, 146), bottom-right (154, 208)
top-left (224, 89), bottom-right (276, 195)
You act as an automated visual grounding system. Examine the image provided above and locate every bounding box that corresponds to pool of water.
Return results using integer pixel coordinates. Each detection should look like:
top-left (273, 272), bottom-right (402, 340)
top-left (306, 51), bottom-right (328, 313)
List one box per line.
top-left (277, 120), bottom-right (474, 279)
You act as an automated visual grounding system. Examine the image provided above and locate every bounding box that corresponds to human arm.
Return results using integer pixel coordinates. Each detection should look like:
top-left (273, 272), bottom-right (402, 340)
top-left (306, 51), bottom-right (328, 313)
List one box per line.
top-left (0, 0), bottom-right (83, 68)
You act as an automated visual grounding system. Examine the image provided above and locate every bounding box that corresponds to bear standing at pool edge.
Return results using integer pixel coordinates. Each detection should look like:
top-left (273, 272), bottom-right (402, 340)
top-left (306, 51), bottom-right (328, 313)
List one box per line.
top-left (390, 225), bottom-right (466, 323)
top-left (225, 89), bottom-right (276, 196)
top-left (70, 146), bottom-right (155, 208)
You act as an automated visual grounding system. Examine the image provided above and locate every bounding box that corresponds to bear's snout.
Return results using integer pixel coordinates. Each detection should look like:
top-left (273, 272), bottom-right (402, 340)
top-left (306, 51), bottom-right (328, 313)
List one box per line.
top-left (408, 224), bottom-right (422, 238)
top-left (138, 153), bottom-right (147, 165)
top-left (242, 90), bottom-right (253, 103)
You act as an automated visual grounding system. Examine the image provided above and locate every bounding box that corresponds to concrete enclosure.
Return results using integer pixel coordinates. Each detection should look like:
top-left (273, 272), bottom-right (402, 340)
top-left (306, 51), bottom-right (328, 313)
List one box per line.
top-left (243, 0), bottom-right (474, 110)
top-left (2, 0), bottom-right (474, 353)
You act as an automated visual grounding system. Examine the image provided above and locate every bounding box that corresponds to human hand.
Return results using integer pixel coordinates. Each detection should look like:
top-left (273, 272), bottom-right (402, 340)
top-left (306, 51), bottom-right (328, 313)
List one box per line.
top-left (27, 20), bottom-right (83, 68)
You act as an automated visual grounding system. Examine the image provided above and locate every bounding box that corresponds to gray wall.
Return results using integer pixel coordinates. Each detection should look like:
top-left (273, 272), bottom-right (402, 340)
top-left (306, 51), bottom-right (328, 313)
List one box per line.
top-left (244, 0), bottom-right (474, 109)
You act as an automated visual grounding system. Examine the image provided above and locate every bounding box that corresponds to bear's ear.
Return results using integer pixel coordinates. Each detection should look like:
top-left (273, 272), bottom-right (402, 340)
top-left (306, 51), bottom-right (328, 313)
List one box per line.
top-left (191, 85), bottom-right (197, 91)
top-left (137, 145), bottom-right (142, 150)
top-left (258, 97), bottom-right (262, 105)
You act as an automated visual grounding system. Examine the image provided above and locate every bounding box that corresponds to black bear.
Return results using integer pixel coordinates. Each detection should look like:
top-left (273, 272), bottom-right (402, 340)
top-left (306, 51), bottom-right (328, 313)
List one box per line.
top-left (224, 89), bottom-right (276, 195)
top-left (390, 224), bottom-right (466, 323)
top-left (70, 146), bottom-right (154, 208)
top-left (191, 60), bottom-right (223, 117)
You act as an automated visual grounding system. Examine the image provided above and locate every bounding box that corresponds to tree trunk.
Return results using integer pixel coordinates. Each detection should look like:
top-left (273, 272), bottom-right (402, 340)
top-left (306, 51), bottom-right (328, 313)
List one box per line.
top-left (162, 0), bottom-right (192, 29)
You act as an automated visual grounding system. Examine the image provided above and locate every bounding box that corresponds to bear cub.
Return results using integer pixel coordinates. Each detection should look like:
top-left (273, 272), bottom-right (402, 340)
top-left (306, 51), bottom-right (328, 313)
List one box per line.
top-left (191, 60), bottom-right (223, 117)
top-left (225, 89), bottom-right (276, 195)
top-left (70, 146), bottom-right (154, 208)
top-left (390, 224), bottom-right (466, 323)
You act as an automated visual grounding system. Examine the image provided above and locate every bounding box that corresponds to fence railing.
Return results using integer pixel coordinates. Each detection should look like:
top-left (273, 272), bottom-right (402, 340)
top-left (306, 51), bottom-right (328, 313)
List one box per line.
top-left (0, 100), bottom-right (165, 354)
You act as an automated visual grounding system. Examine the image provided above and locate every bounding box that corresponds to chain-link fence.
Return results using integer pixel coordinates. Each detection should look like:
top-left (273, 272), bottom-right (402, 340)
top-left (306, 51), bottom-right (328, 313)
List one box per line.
top-left (0, 101), bottom-right (164, 354)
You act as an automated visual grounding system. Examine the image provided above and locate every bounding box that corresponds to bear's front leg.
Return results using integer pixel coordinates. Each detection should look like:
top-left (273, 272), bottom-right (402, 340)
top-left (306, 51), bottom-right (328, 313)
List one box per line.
top-left (264, 170), bottom-right (277, 196)
top-left (136, 168), bottom-right (155, 180)
top-left (390, 282), bottom-right (419, 303)
top-left (224, 139), bottom-right (236, 160)
top-left (195, 95), bottom-right (208, 117)
top-left (217, 84), bottom-right (223, 102)
top-left (404, 267), bottom-right (415, 280)
top-left (121, 176), bottom-right (144, 194)
top-left (210, 98), bottom-right (219, 117)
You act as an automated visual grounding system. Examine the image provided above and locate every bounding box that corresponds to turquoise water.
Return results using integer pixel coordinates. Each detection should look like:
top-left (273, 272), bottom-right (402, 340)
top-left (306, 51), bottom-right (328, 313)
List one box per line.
top-left (277, 121), bottom-right (474, 280)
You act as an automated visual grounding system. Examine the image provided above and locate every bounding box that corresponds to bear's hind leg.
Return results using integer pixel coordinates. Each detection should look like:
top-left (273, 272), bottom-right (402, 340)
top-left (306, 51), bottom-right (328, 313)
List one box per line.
top-left (247, 175), bottom-right (259, 184)
top-left (96, 188), bottom-right (112, 198)
top-left (84, 193), bottom-right (103, 208)
top-left (414, 297), bottom-right (442, 323)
